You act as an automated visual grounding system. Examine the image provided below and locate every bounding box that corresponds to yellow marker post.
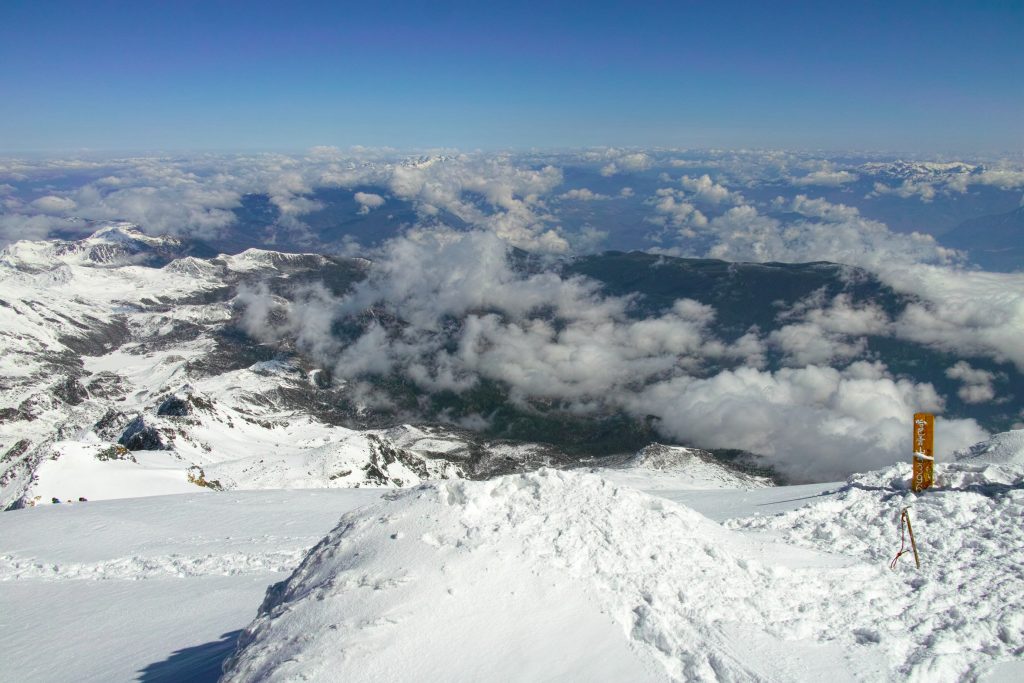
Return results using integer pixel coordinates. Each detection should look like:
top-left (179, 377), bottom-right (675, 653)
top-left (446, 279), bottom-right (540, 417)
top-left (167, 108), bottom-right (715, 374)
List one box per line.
top-left (912, 413), bottom-right (934, 492)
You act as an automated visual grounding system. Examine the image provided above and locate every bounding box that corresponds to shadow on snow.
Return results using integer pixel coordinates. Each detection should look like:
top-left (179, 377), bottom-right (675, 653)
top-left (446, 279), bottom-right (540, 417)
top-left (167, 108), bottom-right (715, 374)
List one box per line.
top-left (138, 630), bottom-right (242, 682)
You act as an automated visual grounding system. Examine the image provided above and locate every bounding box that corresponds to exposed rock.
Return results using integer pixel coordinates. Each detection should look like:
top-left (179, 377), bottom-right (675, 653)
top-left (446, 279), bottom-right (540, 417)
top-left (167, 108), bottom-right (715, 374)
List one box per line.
top-left (0, 408), bottom-right (34, 424)
top-left (2, 439), bottom-right (32, 463)
top-left (118, 416), bottom-right (168, 451)
top-left (96, 444), bottom-right (135, 462)
top-left (187, 465), bottom-right (224, 490)
top-left (86, 372), bottom-right (125, 399)
top-left (52, 376), bottom-right (89, 405)
top-left (363, 434), bottom-right (429, 485)
top-left (157, 396), bottom-right (192, 417)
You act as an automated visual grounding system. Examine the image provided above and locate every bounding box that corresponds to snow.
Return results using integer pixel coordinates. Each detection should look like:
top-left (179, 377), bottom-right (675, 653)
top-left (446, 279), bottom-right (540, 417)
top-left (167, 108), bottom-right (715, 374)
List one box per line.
top-left (29, 441), bottom-right (202, 505)
top-left (731, 460), bottom-right (1024, 681)
top-left (954, 429), bottom-right (1024, 465)
top-left (222, 464), bottom-right (1024, 682)
top-left (4, 225), bottom-right (1024, 681)
top-left (0, 489), bottom-right (381, 682)
top-left (0, 226), bottom-right (481, 508)
top-left (3, 454), bottom-right (1024, 681)
top-left (593, 443), bottom-right (774, 491)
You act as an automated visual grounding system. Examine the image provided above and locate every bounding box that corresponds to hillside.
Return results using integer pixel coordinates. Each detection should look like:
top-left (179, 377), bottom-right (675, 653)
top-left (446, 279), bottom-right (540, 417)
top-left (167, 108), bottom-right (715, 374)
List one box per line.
top-left (942, 205), bottom-right (1024, 272)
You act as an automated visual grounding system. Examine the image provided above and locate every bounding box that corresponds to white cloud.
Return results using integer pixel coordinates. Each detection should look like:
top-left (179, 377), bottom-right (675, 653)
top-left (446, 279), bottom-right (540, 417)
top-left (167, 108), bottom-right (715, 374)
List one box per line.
top-left (600, 152), bottom-right (652, 177)
top-left (693, 199), bottom-right (958, 270)
top-left (679, 174), bottom-right (740, 204)
top-left (236, 228), bottom-right (990, 481)
top-left (0, 214), bottom-right (86, 246)
top-left (945, 361), bottom-right (998, 404)
top-left (559, 188), bottom-right (609, 201)
top-left (651, 189), bottom-right (707, 229)
top-left (885, 265), bottom-right (1024, 373)
top-left (870, 180), bottom-right (937, 202)
top-left (624, 362), bottom-right (986, 481)
top-left (354, 191), bottom-right (386, 214)
top-left (30, 195), bottom-right (77, 213)
top-left (768, 293), bottom-right (890, 367)
top-left (386, 156), bottom-right (568, 252)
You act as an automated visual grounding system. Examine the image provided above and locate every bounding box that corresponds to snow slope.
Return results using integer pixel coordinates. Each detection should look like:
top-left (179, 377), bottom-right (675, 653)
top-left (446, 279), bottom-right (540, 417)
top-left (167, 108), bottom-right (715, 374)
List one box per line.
top-left (4, 449), bottom-right (1023, 682)
top-left (222, 462), bottom-right (1024, 682)
top-left (0, 474), bottom-right (800, 683)
top-left (731, 459), bottom-right (1024, 681)
top-left (592, 442), bottom-right (774, 492)
top-left (0, 489), bottom-right (382, 682)
top-left (954, 428), bottom-right (1024, 465)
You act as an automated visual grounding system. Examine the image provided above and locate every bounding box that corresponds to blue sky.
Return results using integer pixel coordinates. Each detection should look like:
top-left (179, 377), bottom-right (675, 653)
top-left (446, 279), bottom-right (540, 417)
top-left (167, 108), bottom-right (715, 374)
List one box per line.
top-left (1, 0), bottom-right (1021, 153)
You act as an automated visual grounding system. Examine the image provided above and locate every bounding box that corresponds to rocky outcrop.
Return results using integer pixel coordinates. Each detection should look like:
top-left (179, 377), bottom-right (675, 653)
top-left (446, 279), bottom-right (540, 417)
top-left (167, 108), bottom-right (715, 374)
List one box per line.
top-left (118, 416), bottom-right (168, 451)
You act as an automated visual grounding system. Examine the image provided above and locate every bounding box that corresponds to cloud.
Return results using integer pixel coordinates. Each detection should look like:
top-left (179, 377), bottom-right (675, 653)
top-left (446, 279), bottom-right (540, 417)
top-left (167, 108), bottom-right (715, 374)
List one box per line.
top-left (385, 155), bottom-right (568, 252)
top-left (625, 361), bottom-right (985, 481)
top-left (0, 214), bottom-right (87, 246)
top-left (688, 198), bottom-right (958, 271)
top-left (650, 189), bottom-right (707, 230)
top-left (767, 293), bottom-right (891, 367)
top-left (600, 152), bottom-right (652, 176)
top-left (0, 152), bottom-right (573, 251)
top-left (945, 361), bottom-right (998, 404)
top-left (863, 160), bottom-right (1024, 199)
top-left (885, 265), bottom-right (1024, 373)
top-left (30, 195), bottom-right (77, 213)
top-left (870, 180), bottom-right (937, 202)
top-left (559, 188), bottom-right (609, 201)
top-left (236, 228), bottom-right (988, 481)
top-left (678, 174), bottom-right (741, 204)
top-left (354, 191), bottom-right (386, 214)
top-left (3, 150), bottom-right (1020, 465)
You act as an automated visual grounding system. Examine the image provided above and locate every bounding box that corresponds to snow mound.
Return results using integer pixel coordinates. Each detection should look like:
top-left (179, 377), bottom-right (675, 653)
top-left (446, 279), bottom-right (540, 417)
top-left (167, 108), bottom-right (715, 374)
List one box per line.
top-left (628, 443), bottom-right (772, 487)
top-left (731, 460), bottom-right (1024, 681)
top-left (224, 469), bottom-right (904, 682)
top-left (954, 429), bottom-right (1024, 465)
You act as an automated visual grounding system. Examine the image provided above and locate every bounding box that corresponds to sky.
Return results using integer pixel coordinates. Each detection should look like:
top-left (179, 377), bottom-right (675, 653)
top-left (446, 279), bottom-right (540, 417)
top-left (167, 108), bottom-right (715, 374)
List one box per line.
top-left (1, 0), bottom-right (1022, 153)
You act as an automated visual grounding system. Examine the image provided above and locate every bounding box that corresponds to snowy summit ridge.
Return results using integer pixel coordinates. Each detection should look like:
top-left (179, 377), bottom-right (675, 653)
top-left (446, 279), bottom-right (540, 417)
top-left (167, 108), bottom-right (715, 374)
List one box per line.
top-left (223, 459), bottom-right (1024, 681)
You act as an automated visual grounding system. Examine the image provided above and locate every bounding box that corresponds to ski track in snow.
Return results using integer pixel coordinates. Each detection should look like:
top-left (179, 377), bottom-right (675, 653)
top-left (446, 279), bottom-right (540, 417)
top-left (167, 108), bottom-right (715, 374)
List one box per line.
top-left (0, 549), bottom-right (308, 581)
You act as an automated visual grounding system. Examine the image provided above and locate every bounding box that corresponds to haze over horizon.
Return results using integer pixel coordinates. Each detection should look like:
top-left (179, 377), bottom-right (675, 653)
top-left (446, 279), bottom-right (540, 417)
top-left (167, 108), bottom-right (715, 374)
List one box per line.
top-left (2, 0), bottom-right (1022, 154)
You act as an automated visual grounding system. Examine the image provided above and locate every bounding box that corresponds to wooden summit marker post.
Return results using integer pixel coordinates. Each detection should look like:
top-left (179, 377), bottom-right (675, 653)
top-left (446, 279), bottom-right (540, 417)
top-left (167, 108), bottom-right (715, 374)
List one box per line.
top-left (912, 412), bottom-right (934, 492)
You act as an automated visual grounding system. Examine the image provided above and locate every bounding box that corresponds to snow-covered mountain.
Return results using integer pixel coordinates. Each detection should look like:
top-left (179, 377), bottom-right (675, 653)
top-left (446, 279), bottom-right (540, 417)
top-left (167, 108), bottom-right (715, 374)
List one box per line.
top-left (953, 428), bottom-right (1024, 465)
top-left (0, 226), bottom-right (764, 509)
top-left (859, 160), bottom-right (979, 182)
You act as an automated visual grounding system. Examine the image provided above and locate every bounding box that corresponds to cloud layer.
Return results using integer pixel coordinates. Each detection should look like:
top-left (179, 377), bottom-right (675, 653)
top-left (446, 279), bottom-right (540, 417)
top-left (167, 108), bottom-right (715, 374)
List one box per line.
top-left (4, 149), bottom-right (1020, 479)
top-left (238, 228), bottom-right (990, 481)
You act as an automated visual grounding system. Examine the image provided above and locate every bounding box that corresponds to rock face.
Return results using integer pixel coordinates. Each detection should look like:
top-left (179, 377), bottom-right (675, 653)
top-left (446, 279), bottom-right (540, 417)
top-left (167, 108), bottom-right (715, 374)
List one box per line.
top-left (118, 417), bottom-right (167, 451)
top-left (156, 396), bottom-right (191, 417)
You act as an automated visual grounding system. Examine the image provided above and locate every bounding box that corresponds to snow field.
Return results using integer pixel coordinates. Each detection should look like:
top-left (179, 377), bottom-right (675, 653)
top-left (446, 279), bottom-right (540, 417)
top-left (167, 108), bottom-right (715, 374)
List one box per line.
top-left (0, 489), bottom-right (384, 681)
top-left (223, 469), bottom-right (903, 681)
top-left (4, 457), bottom-right (1023, 681)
